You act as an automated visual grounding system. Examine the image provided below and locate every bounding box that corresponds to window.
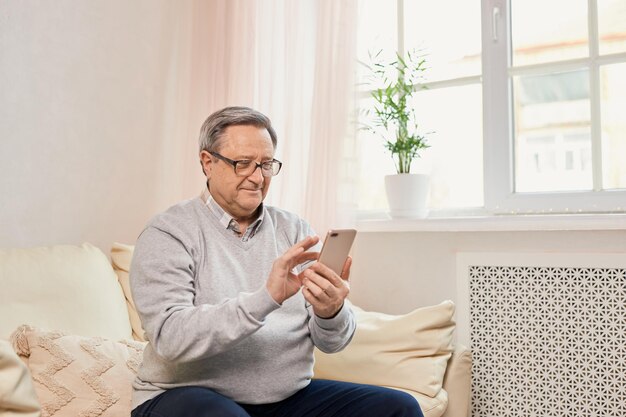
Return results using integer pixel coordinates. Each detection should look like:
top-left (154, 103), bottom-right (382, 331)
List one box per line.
top-left (355, 0), bottom-right (483, 214)
top-left (487, 0), bottom-right (626, 213)
top-left (355, 0), bottom-right (626, 216)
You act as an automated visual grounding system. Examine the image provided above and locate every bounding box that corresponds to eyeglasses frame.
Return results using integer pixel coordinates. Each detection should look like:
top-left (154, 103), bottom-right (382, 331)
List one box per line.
top-left (208, 151), bottom-right (283, 177)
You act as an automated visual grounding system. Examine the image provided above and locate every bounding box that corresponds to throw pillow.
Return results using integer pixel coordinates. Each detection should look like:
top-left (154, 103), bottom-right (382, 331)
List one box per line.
top-left (0, 243), bottom-right (133, 341)
top-left (10, 325), bottom-right (146, 417)
top-left (0, 339), bottom-right (40, 416)
top-left (110, 243), bottom-right (145, 342)
top-left (313, 300), bottom-right (456, 417)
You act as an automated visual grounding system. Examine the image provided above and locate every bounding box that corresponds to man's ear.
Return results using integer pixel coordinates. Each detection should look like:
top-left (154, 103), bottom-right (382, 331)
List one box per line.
top-left (199, 151), bottom-right (212, 178)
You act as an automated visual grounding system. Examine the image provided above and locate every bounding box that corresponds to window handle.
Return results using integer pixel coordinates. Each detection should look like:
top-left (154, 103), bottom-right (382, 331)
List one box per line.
top-left (492, 6), bottom-right (500, 42)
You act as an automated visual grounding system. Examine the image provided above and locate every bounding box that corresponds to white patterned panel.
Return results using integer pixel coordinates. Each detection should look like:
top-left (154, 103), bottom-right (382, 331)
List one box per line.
top-left (456, 253), bottom-right (626, 417)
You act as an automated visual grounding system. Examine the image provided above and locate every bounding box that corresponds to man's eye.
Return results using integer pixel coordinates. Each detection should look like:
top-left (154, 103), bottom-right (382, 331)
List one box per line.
top-left (237, 160), bottom-right (253, 169)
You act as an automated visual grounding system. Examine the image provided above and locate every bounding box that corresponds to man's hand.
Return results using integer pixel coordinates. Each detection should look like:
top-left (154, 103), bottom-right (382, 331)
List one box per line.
top-left (301, 256), bottom-right (351, 318)
top-left (266, 236), bottom-right (320, 304)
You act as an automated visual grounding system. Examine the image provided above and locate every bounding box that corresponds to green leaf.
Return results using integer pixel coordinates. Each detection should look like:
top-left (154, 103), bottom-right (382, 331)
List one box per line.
top-left (361, 48), bottom-right (434, 174)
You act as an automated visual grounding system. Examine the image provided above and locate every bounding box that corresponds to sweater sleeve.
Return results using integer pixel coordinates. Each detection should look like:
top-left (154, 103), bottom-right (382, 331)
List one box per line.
top-left (130, 226), bottom-right (280, 363)
top-left (307, 300), bottom-right (356, 353)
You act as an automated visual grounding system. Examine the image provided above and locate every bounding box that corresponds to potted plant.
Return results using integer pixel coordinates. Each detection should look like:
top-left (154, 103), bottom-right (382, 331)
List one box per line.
top-left (363, 50), bottom-right (431, 218)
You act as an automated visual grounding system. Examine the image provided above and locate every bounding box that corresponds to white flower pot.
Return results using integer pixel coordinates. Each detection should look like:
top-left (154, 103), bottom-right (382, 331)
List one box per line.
top-left (384, 173), bottom-right (430, 219)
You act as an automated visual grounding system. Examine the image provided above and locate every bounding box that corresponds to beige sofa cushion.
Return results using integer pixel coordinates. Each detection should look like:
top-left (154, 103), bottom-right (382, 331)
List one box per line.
top-left (0, 244), bottom-right (132, 341)
top-left (110, 243), bottom-right (145, 342)
top-left (0, 340), bottom-right (40, 416)
top-left (314, 301), bottom-right (455, 417)
top-left (10, 325), bottom-right (145, 417)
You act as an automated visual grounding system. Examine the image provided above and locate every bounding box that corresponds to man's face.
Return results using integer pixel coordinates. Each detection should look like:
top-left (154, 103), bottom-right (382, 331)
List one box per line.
top-left (201, 124), bottom-right (275, 220)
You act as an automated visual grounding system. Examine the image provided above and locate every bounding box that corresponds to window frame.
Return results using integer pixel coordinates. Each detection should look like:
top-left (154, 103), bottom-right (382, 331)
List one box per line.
top-left (484, 0), bottom-right (626, 215)
top-left (356, 0), bottom-right (626, 218)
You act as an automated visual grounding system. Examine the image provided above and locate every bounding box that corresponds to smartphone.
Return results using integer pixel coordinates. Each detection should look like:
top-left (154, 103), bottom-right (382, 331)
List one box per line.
top-left (318, 229), bottom-right (357, 276)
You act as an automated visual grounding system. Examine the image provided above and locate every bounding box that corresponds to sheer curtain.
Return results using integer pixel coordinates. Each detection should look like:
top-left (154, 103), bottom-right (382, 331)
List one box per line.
top-left (0, 0), bottom-right (356, 250)
top-left (164, 0), bottom-right (358, 235)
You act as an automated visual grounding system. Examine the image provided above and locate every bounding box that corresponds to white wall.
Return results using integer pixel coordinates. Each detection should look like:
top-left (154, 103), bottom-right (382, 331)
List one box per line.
top-left (349, 230), bottom-right (626, 313)
top-left (0, 1), bottom-right (203, 252)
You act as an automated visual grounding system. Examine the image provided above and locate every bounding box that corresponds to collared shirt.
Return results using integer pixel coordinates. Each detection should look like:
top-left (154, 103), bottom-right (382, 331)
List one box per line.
top-left (201, 186), bottom-right (264, 242)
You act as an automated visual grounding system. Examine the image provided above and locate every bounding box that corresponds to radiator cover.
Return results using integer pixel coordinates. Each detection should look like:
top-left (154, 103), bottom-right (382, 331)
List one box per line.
top-left (456, 253), bottom-right (626, 417)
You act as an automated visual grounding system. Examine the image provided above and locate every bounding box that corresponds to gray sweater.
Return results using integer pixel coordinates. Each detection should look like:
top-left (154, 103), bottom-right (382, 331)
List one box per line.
top-left (130, 197), bottom-right (356, 409)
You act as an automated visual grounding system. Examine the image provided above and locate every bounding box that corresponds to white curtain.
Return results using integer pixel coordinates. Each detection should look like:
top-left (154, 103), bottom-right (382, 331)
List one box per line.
top-left (166, 0), bottom-right (359, 235)
top-left (0, 0), bottom-right (356, 250)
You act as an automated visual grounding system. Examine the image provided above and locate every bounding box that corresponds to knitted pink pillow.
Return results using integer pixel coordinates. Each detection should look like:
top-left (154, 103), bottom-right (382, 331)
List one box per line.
top-left (10, 325), bottom-right (145, 417)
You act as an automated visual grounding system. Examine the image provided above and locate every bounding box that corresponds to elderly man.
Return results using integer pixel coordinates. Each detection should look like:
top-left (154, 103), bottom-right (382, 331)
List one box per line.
top-left (129, 107), bottom-right (423, 417)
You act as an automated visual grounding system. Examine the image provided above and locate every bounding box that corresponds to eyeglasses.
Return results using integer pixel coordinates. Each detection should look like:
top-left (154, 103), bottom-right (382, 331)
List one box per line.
top-left (209, 151), bottom-right (283, 177)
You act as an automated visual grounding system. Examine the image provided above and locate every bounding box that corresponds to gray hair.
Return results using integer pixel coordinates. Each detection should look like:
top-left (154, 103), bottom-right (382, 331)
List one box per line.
top-left (198, 106), bottom-right (278, 153)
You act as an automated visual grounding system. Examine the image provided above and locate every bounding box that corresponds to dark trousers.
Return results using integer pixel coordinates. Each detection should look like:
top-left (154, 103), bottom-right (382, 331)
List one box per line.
top-left (131, 379), bottom-right (424, 417)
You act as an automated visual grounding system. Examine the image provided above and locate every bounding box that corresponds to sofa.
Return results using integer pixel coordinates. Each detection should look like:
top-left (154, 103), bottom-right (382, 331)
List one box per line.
top-left (0, 243), bottom-right (472, 417)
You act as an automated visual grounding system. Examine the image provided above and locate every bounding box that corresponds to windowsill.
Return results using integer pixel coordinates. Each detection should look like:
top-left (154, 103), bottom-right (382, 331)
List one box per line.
top-left (356, 212), bottom-right (626, 232)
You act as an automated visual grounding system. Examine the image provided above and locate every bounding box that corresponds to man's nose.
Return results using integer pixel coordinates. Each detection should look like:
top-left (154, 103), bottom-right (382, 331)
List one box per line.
top-left (248, 165), bottom-right (264, 184)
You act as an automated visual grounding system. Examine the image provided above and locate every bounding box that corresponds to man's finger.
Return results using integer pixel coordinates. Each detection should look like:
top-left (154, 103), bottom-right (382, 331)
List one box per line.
top-left (302, 287), bottom-right (323, 308)
top-left (303, 269), bottom-right (337, 295)
top-left (294, 251), bottom-right (319, 266)
top-left (282, 236), bottom-right (320, 262)
top-left (302, 275), bottom-right (328, 299)
top-left (309, 261), bottom-right (343, 287)
top-left (296, 235), bottom-right (320, 251)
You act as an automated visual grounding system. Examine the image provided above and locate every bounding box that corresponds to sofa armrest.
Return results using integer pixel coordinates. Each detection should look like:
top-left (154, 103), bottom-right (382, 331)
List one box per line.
top-left (441, 344), bottom-right (472, 417)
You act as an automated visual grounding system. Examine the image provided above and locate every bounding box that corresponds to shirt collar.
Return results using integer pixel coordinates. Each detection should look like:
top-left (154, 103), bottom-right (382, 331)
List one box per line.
top-left (200, 185), bottom-right (265, 237)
